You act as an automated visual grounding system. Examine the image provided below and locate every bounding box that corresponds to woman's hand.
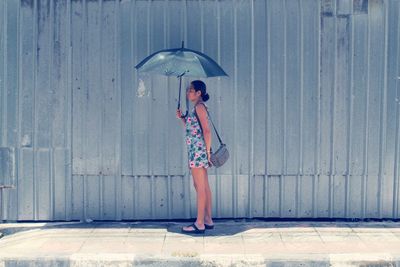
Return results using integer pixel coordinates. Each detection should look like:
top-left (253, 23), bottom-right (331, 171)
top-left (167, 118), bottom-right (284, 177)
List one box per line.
top-left (207, 151), bottom-right (212, 166)
top-left (176, 109), bottom-right (186, 126)
top-left (176, 109), bottom-right (183, 119)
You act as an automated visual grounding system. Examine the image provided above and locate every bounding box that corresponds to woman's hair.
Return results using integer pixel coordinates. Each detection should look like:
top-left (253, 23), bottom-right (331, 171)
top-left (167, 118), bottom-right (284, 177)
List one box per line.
top-left (191, 80), bottom-right (210, 102)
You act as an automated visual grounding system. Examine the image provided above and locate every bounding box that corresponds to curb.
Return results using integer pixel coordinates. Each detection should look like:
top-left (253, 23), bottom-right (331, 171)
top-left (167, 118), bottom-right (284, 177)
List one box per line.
top-left (0, 253), bottom-right (399, 267)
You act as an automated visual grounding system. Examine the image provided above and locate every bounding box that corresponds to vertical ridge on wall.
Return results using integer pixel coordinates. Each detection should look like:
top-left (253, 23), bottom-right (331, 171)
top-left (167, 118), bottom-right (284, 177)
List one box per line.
top-left (363, 1), bottom-right (369, 218)
top-left (297, 0), bottom-right (303, 219)
top-left (395, 0), bottom-right (400, 218)
top-left (366, 0), bottom-right (384, 218)
top-left (314, 0), bottom-right (321, 218)
top-left (99, 0), bottom-right (104, 220)
top-left (232, 0), bottom-right (237, 218)
top-left (32, 0), bottom-right (38, 220)
top-left (281, 0), bottom-right (286, 218)
top-left (249, 0), bottom-right (255, 218)
top-left (386, 0), bottom-right (399, 219)
top-left (0, 0), bottom-right (5, 147)
top-left (49, 0), bottom-right (54, 221)
top-left (66, 0), bottom-right (72, 222)
top-left (116, 0), bottom-right (122, 221)
top-left (16, 0), bottom-right (31, 221)
top-left (163, 0), bottom-right (171, 219)
top-left (346, 0), bottom-right (354, 218)
top-left (147, 0), bottom-right (154, 219)
top-left (83, 0), bottom-right (88, 220)
top-left (215, 0), bottom-right (221, 218)
top-left (265, 0), bottom-right (271, 217)
top-left (351, 1), bottom-right (366, 218)
top-left (331, 0), bottom-right (336, 219)
top-left (380, 0), bottom-right (388, 218)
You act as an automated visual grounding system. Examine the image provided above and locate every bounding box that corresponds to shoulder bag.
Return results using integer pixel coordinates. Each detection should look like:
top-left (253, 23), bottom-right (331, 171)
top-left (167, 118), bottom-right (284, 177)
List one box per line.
top-left (194, 103), bottom-right (229, 168)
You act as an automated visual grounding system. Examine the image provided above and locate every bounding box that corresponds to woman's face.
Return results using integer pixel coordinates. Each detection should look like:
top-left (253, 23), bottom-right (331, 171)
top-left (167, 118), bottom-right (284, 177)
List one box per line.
top-left (186, 83), bottom-right (201, 102)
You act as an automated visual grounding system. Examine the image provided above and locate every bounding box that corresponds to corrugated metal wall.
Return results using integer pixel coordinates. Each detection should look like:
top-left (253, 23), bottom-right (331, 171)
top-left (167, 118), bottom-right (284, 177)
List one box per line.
top-left (0, 0), bottom-right (399, 221)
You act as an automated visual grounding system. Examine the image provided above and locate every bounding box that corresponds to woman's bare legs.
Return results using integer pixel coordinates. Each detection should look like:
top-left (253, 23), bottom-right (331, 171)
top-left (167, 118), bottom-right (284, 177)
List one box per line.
top-left (182, 167), bottom-right (212, 231)
top-left (204, 175), bottom-right (214, 225)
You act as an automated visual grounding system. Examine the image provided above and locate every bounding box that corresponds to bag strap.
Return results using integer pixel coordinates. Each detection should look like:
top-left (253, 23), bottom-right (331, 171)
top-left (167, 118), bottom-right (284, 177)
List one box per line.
top-left (194, 102), bottom-right (224, 146)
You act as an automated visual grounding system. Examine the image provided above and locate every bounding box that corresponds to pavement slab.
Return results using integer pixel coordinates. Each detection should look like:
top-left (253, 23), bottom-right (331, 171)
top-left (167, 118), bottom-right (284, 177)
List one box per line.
top-left (0, 219), bottom-right (399, 266)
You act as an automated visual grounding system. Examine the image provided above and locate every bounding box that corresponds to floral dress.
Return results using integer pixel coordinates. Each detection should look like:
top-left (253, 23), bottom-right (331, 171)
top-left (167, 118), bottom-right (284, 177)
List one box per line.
top-left (185, 102), bottom-right (211, 169)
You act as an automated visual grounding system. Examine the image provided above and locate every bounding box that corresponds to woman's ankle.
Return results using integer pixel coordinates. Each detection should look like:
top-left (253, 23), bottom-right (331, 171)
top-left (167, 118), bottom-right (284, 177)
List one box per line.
top-left (195, 220), bottom-right (205, 227)
top-left (204, 216), bottom-right (213, 224)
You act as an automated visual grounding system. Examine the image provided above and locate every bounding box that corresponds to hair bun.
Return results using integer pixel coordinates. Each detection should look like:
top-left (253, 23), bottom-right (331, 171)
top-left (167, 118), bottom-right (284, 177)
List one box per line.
top-left (202, 92), bottom-right (210, 102)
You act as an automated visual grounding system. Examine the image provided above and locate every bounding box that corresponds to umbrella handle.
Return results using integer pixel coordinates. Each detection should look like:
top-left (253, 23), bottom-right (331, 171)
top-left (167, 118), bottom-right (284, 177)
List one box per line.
top-left (180, 111), bottom-right (188, 118)
top-left (177, 72), bottom-right (189, 118)
top-left (177, 101), bottom-right (188, 118)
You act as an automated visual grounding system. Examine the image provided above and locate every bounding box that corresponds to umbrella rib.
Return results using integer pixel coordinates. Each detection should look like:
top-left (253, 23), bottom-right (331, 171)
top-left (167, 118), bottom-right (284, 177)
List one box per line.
top-left (191, 56), bottom-right (208, 77)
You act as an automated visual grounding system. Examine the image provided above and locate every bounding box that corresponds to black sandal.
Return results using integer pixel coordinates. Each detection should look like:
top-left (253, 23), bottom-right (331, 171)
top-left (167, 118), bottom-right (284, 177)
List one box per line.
top-left (205, 223), bottom-right (214, 229)
top-left (181, 223), bottom-right (205, 234)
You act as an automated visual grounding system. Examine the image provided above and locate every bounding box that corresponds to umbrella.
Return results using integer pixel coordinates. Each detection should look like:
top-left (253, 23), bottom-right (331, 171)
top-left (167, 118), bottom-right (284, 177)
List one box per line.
top-left (134, 41), bottom-right (228, 118)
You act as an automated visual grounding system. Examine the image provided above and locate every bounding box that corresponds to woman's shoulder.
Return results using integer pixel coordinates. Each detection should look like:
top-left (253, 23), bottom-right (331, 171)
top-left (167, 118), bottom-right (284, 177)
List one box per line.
top-left (194, 102), bottom-right (209, 110)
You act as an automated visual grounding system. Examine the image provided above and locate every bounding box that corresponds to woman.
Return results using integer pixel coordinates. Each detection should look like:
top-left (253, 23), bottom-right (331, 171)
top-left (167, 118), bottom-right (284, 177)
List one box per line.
top-left (176, 80), bottom-right (215, 234)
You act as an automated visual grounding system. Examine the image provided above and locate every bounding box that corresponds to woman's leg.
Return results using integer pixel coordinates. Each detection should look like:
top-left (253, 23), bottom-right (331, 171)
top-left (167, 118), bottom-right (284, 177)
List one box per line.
top-left (204, 175), bottom-right (213, 224)
top-left (192, 167), bottom-right (207, 227)
top-left (182, 167), bottom-right (207, 230)
top-left (193, 168), bottom-right (213, 224)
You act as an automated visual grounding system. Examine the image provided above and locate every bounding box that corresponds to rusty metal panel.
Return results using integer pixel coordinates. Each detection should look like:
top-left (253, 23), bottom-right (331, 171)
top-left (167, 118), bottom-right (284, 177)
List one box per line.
top-left (0, 0), bottom-right (399, 221)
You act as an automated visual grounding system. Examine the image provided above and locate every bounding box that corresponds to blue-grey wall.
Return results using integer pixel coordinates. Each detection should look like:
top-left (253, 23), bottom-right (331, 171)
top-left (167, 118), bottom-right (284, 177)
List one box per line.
top-left (0, 0), bottom-right (399, 221)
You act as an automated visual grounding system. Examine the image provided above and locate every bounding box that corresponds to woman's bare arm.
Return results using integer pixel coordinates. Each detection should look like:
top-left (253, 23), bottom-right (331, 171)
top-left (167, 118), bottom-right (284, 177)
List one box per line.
top-left (195, 104), bottom-right (212, 154)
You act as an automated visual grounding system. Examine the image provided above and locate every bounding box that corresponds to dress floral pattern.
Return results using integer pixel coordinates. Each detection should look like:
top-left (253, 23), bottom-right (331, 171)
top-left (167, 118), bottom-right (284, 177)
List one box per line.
top-left (185, 103), bottom-right (211, 169)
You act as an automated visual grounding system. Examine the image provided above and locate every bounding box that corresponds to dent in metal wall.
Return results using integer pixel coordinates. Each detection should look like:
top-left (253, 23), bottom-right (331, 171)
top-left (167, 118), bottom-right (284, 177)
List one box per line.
top-left (0, 0), bottom-right (399, 221)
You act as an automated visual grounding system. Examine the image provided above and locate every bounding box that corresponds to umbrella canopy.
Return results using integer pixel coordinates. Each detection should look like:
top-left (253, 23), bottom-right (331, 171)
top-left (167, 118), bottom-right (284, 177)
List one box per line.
top-left (134, 41), bottom-right (228, 118)
top-left (134, 42), bottom-right (228, 78)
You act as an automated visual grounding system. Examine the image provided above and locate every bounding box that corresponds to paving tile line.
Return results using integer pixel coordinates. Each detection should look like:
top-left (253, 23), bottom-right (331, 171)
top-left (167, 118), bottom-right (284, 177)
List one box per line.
top-left (0, 228), bottom-right (44, 246)
top-left (0, 225), bottom-right (99, 249)
top-left (0, 222), bottom-right (90, 239)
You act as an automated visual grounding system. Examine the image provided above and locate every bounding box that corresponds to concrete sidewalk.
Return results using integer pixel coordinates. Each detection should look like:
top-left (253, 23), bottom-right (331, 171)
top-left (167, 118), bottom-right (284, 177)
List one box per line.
top-left (0, 219), bottom-right (399, 266)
